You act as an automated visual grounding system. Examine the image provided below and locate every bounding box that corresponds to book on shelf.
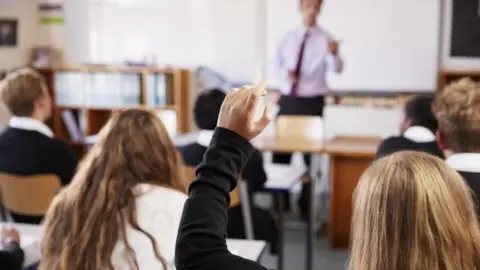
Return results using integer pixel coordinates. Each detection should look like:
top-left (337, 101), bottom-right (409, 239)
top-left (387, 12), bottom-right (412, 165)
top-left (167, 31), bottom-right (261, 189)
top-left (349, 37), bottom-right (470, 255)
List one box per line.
top-left (146, 73), bottom-right (174, 108)
top-left (61, 110), bottom-right (85, 142)
top-left (55, 72), bottom-right (141, 108)
top-left (84, 109), bottom-right (177, 146)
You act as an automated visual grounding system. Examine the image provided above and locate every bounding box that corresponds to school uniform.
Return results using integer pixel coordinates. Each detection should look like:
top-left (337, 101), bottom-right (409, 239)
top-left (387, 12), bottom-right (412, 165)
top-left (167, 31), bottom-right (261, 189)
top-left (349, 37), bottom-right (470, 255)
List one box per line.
top-left (375, 126), bottom-right (444, 159)
top-left (176, 128), bottom-right (270, 270)
top-left (0, 242), bottom-right (24, 270)
top-left (446, 153), bottom-right (480, 217)
top-left (178, 130), bottom-right (278, 253)
top-left (112, 184), bottom-right (187, 269)
top-left (0, 117), bottom-right (77, 224)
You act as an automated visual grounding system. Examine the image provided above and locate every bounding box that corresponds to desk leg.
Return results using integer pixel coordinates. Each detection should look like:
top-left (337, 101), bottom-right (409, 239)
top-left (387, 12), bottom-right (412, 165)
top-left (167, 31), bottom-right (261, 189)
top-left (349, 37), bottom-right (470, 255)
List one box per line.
top-left (276, 193), bottom-right (284, 270)
top-left (306, 154), bottom-right (318, 270)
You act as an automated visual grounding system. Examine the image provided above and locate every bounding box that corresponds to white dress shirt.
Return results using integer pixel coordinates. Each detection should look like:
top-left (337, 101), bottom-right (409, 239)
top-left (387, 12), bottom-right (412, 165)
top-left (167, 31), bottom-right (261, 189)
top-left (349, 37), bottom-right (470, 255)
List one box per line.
top-left (402, 126), bottom-right (436, 143)
top-left (111, 184), bottom-right (187, 269)
top-left (275, 26), bottom-right (344, 97)
top-left (446, 153), bottom-right (480, 173)
top-left (9, 116), bottom-right (54, 138)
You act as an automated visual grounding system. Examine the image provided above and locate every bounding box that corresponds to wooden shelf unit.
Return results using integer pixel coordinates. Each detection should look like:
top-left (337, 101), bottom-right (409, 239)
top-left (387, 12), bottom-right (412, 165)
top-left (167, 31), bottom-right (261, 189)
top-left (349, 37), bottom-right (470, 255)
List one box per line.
top-left (37, 66), bottom-right (191, 151)
top-left (438, 68), bottom-right (480, 92)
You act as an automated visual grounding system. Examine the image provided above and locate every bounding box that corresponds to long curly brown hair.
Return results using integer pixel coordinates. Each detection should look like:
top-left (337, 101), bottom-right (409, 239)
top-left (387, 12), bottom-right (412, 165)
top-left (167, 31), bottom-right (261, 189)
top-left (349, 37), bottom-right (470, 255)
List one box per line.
top-left (40, 108), bottom-right (187, 270)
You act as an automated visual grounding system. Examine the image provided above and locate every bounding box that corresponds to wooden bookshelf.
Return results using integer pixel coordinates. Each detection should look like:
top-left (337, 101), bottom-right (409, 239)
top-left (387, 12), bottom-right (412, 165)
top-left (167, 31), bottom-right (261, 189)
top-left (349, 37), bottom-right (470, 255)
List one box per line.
top-left (438, 68), bottom-right (480, 92)
top-left (36, 66), bottom-right (191, 155)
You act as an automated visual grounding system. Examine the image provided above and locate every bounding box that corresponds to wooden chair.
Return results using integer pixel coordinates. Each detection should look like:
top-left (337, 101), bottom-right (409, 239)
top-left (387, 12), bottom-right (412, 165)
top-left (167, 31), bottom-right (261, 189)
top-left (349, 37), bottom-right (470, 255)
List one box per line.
top-left (184, 166), bottom-right (254, 239)
top-left (0, 173), bottom-right (61, 218)
top-left (276, 115), bottom-right (326, 142)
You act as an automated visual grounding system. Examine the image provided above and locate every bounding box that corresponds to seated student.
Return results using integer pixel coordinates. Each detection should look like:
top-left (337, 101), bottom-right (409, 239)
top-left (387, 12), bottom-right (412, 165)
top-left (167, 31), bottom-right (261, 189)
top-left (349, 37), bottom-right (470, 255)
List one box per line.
top-left (178, 89), bottom-right (277, 252)
top-left (375, 95), bottom-right (444, 159)
top-left (349, 151), bottom-right (480, 269)
top-left (0, 228), bottom-right (24, 270)
top-left (0, 68), bottom-right (77, 224)
top-left (434, 78), bottom-right (480, 215)
top-left (176, 84), bottom-right (272, 270)
top-left (175, 83), bottom-right (480, 270)
top-left (41, 109), bottom-right (188, 270)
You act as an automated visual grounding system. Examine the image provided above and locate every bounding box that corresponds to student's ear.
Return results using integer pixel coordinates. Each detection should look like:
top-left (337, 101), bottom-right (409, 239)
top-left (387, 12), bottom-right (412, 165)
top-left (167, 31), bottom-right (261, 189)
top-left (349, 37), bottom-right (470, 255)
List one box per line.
top-left (436, 130), bottom-right (450, 152)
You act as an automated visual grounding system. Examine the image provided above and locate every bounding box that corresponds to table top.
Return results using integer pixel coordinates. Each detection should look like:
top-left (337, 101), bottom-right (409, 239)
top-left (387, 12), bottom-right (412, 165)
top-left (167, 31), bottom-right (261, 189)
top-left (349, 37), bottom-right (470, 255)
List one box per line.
top-left (226, 239), bottom-right (267, 262)
top-left (0, 223), bottom-right (42, 268)
top-left (324, 136), bottom-right (381, 158)
top-left (263, 163), bottom-right (307, 191)
top-left (253, 136), bottom-right (324, 153)
top-left (0, 223), bottom-right (267, 265)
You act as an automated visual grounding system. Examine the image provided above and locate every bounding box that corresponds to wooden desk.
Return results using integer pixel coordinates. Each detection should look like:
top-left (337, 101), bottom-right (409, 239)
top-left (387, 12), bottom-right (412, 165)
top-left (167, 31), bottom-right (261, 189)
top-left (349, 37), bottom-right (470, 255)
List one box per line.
top-left (325, 136), bottom-right (380, 248)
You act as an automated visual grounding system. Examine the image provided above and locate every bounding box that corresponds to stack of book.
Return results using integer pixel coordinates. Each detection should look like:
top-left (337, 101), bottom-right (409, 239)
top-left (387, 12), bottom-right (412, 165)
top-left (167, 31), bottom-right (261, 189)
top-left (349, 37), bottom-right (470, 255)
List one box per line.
top-left (146, 73), bottom-right (173, 107)
top-left (54, 71), bottom-right (142, 107)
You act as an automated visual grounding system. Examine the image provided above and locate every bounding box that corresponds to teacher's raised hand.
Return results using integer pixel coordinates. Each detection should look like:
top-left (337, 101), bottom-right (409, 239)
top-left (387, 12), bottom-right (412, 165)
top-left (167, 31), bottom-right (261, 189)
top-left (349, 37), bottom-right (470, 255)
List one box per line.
top-left (217, 82), bottom-right (272, 141)
top-left (328, 39), bottom-right (341, 56)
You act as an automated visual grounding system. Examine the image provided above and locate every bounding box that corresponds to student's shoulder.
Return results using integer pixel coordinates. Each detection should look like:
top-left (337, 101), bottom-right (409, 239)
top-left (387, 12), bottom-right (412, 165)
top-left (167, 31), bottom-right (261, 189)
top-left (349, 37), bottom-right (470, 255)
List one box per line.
top-left (376, 136), bottom-right (410, 157)
top-left (380, 136), bottom-right (409, 145)
top-left (135, 184), bottom-right (187, 210)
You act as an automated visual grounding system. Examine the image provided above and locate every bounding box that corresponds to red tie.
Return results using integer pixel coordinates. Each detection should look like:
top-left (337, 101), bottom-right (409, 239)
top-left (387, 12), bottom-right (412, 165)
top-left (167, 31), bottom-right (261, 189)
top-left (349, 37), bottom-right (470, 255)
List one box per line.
top-left (290, 32), bottom-right (309, 97)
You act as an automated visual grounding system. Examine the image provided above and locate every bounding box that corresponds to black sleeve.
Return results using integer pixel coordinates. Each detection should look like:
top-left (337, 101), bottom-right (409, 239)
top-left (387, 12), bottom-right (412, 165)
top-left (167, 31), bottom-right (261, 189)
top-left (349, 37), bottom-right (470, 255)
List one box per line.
top-left (241, 149), bottom-right (267, 192)
top-left (51, 141), bottom-right (77, 186)
top-left (175, 128), bottom-right (268, 270)
top-left (0, 242), bottom-right (24, 270)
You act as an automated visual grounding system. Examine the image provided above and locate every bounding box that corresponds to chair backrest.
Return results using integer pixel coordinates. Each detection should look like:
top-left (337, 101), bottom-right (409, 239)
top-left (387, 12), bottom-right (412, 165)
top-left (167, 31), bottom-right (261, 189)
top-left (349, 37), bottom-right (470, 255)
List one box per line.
top-left (0, 173), bottom-right (61, 216)
top-left (184, 167), bottom-right (240, 207)
top-left (276, 115), bottom-right (325, 141)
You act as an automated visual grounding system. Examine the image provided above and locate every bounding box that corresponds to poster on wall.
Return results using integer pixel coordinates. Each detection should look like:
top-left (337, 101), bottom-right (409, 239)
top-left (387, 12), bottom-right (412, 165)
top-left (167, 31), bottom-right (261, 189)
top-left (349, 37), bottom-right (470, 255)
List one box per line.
top-left (0, 19), bottom-right (17, 47)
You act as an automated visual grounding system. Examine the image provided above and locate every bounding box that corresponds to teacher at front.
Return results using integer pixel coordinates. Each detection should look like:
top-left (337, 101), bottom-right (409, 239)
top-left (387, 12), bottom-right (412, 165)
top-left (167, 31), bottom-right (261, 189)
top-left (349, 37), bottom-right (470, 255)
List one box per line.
top-left (273, 0), bottom-right (343, 219)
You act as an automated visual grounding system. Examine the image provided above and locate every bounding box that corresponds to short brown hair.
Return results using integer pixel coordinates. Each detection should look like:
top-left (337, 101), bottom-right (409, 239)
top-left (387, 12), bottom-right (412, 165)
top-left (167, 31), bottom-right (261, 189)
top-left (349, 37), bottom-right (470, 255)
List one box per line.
top-left (434, 78), bottom-right (480, 152)
top-left (0, 68), bottom-right (47, 117)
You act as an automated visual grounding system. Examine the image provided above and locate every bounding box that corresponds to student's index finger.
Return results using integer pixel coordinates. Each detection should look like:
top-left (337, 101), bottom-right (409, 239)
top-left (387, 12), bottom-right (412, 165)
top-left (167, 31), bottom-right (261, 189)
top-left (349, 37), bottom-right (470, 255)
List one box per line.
top-left (254, 81), bottom-right (268, 97)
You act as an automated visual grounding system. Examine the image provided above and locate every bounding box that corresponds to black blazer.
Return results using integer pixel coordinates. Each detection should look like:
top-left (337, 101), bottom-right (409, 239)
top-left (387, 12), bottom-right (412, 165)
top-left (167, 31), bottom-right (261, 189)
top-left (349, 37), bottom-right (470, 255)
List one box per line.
top-left (0, 242), bottom-right (24, 270)
top-left (0, 127), bottom-right (77, 223)
top-left (458, 170), bottom-right (480, 217)
top-left (175, 128), bottom-right (269, 270)
top-left (375, 136), bottom-right (444, 160)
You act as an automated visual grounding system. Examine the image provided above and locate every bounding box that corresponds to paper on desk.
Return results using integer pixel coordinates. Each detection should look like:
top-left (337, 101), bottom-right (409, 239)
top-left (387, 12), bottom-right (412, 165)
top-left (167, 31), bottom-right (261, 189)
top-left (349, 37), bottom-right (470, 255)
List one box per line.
top-left (21, 235), bottom-right (42, 267)
top-left (264, 163), bottom-right (307, 190)
top-left (20, 235), bottom-right (38, 249)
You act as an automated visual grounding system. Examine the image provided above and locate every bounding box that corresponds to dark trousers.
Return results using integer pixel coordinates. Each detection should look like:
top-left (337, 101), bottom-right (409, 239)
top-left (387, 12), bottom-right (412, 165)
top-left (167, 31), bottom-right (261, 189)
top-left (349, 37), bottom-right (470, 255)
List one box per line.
top-left (273, 95), bottom-right (325, 217)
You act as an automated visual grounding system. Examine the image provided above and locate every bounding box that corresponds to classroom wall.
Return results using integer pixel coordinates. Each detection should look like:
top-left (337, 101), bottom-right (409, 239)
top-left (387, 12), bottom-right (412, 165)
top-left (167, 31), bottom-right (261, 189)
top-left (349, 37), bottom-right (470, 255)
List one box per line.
top-left (0, 0), bottom-right (41, 125)
top-left (0, 0), bottom-right (39, 70)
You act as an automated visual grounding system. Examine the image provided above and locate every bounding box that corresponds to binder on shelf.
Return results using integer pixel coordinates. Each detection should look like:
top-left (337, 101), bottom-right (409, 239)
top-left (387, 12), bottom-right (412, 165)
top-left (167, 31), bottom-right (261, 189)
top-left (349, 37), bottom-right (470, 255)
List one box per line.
top-left (61, 109), bottom-right (84, 142)
top-left (146, 73), bottom-right (167, 107)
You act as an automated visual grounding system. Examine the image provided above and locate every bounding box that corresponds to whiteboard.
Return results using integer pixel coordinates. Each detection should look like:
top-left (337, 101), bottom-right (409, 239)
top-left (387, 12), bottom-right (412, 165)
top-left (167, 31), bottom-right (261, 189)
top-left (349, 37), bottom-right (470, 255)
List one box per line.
top-left (266, 0), bottom-right (441, 91)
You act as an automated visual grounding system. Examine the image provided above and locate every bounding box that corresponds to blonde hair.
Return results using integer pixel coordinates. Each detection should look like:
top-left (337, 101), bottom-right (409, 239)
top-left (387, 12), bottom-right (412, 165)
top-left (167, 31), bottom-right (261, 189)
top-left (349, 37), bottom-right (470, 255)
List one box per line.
top-left (0, 68), bottom-right (47, 117)
top-left (349, 151), bottom-right (480, 270)
top-left (41, 109), bottom-right (187, 270)
top-left (434, 78), bottom-right (480, 152)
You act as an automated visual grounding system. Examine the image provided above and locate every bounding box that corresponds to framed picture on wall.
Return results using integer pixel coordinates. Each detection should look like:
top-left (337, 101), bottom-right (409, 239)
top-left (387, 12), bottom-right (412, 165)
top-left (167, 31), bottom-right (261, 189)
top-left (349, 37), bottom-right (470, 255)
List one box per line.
top-left (0, 18), bottom-right (17, 47)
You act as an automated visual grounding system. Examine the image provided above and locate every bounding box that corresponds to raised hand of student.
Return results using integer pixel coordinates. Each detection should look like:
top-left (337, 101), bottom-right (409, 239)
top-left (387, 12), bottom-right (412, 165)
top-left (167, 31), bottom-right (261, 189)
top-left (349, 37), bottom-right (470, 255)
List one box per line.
top-left (217, 82), bottom-right (271, 141)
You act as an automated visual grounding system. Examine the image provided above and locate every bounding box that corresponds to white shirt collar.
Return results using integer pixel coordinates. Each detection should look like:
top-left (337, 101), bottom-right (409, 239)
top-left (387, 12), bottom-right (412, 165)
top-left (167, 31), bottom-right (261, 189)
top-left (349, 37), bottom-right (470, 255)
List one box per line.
top-left (196, 130), bottom-right (214, 147)
top-left (446, 153), bottom-right (480, 173)
top-left (403, 126), bottom-right (436, 143)
top-left (9, 116), bottom-right (54, 138)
